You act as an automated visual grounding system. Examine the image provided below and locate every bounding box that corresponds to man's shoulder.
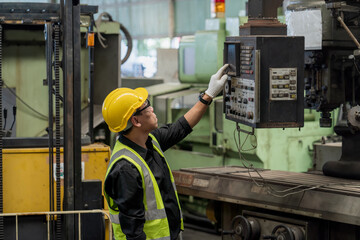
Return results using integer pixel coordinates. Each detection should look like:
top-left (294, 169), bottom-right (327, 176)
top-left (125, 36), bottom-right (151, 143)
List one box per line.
top-left (109, 158), bottom-right (140, 174)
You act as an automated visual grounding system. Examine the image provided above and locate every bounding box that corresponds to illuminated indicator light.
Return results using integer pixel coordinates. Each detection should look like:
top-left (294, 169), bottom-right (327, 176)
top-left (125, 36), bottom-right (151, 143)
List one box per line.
top-left (215, 0), bottom-right (225, 13)
top-left (87, 32), bottom-right (95, 47)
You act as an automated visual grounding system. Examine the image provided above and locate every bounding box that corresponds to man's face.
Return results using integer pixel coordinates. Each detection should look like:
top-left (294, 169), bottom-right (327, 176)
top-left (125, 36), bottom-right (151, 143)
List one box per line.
top-left (133, 99), bottom-right (158, 132)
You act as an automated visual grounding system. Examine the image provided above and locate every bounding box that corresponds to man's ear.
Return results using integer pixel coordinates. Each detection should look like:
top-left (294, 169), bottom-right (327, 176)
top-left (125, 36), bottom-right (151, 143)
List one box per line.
top-left (130, 116), bottom-right (141, 128)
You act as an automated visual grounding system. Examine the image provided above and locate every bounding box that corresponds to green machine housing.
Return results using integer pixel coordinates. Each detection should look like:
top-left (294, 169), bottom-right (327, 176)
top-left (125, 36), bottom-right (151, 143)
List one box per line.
top-left (146, 22), bottom-right (332, 174)
top-left (131, 17), bottom-right (334, 231)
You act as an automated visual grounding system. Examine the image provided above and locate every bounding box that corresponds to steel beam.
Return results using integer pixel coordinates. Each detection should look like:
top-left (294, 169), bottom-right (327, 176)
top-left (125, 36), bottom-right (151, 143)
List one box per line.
top-left (62, 0), bottom-right (82, 239)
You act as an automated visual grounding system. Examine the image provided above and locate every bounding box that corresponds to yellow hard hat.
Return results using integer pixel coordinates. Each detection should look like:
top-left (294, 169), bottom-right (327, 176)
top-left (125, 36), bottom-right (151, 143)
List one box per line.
top-left (102, 87), bottom-right (148, 132)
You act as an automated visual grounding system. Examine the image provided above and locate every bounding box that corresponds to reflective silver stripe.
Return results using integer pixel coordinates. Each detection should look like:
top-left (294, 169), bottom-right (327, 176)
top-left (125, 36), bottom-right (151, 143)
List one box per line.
top-left (109, 148), bottom-right (163, 220)
top-left (151, 137), bottom-right (183, 220)
top-left (111, 211), bottom-right (168, 228)
top-left (110, 212), bottom-right (170, 240)
top-left (151, 138), bottom-right (165, 157)
top-left (110, 213), bottom-right (120, 224)
top-left (172, 181), bottom-right (177, 191)
top-left (172, 180), bottom-right (183, 219)
top-left (154, 237), bottom-right (170, 240)
top-left (112, 148), bottom-right (157, 212)
top-left (179, 208), bottom-right (183, 220)
top-left (145, 208), bottom-right (167, 221)
top-left (109, 148), bottom-right (126, 166)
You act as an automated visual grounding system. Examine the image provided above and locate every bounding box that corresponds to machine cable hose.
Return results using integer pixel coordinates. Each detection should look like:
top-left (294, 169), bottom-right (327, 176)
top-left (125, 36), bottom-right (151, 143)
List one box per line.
top-left (94, 12), bottom-right (133, 64)
top-left (2, 81), bottom-right (48, 121)
top-left (9, 106), bottom-right (16, 131)
top-left (233, 123), bottom-right (360, 198)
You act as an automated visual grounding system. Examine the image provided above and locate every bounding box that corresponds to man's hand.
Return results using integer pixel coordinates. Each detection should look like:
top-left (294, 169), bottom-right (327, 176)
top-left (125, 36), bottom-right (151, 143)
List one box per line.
top-left (205, 64), bottom-right (229, 98)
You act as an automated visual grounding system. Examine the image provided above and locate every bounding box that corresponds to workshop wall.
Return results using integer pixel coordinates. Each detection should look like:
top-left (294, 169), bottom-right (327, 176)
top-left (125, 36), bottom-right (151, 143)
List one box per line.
top-left (83, 0), bottom-right (247, 39)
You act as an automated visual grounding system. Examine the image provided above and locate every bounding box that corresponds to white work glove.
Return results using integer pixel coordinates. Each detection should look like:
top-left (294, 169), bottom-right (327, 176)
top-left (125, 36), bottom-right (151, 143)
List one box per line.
top-left (205, 64), bottom-right (229, 98)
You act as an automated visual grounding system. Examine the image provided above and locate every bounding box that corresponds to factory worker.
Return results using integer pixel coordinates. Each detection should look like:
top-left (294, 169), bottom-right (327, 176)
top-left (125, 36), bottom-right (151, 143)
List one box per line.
top-left (102, 64), bottom-right (228, 240)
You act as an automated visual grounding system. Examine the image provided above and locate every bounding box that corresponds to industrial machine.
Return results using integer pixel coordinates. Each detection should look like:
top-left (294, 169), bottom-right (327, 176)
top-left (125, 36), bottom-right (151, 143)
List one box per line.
top-left (172, 0), bottom-right (360, 239)
top-left (127, 0), bottom-right (335, 235)
top-left (0, 2), bottom-right (130, 239)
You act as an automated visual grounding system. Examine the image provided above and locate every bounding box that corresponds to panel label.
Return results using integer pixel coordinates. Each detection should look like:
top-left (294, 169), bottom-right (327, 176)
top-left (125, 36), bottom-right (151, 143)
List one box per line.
top-left (269, 68), bottom-right (297, 101)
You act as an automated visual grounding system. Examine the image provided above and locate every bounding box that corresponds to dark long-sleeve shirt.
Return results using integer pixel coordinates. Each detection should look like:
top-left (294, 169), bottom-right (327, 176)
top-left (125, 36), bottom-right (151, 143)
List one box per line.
top-left (104, 116), bottom-right (192, 240)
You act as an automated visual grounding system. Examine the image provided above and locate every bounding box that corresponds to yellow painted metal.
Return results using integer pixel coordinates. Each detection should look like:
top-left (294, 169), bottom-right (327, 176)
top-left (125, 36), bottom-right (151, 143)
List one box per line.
top-left (3, 143), bottom-right (110, 213)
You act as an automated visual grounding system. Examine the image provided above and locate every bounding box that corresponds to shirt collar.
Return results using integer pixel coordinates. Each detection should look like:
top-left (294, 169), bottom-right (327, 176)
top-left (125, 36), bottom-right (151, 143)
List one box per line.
top-left (118, 133), bottom-right (153, 159)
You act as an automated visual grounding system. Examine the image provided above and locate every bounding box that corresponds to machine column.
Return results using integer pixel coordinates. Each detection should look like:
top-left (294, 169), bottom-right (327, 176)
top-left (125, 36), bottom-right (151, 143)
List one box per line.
top-left (62, 0), bottom-right (83, 239)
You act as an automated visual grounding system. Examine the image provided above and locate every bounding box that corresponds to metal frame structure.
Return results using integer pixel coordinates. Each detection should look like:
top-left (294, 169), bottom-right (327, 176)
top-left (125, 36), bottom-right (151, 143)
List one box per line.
top-left (0, 2), bottom-right (100, 239)
top-left (0, 210), bottom-right (112, 240)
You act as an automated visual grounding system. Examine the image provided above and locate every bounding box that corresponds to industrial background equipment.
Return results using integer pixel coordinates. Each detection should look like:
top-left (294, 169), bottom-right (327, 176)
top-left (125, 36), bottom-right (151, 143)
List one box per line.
top-left (2, 0), bottom-right (360, 239)
top-left (0, 2), bottom-right (132, 239)
top-left (172, 0), bottom-right (360, 239)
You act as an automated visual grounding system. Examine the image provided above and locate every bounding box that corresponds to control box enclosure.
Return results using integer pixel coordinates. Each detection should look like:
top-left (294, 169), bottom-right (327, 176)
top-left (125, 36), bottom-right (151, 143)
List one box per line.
top-left (223, 36), bottom-right (304, 128)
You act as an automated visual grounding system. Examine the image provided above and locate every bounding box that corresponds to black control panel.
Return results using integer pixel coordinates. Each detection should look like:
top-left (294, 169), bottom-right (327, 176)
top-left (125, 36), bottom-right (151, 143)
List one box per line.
top-left (223, 36), bottom-right (304, 128)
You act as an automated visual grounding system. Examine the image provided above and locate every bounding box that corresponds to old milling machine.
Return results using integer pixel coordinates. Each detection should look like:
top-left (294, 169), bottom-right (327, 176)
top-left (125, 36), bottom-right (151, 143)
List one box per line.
top-left (173, 0), bottom-right (360, 239)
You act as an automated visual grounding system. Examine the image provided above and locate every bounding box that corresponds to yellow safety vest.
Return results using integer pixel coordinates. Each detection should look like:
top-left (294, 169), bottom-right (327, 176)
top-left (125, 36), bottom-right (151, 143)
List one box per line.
top-left (104, 134), bottom-right (184, 240)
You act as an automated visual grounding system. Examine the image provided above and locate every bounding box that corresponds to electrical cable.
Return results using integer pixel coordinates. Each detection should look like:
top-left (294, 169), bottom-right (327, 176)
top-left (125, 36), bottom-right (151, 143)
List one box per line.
top-left (94, 12), bottom-right (133, 64)
top-left (10, 106), bottom-right (16, 131)
top-left (233, 123), bottom-right (360, 198)
top-left (2, 108), bottom-right (6, 130)
top-left (2, 81), bottom-right (48, 120)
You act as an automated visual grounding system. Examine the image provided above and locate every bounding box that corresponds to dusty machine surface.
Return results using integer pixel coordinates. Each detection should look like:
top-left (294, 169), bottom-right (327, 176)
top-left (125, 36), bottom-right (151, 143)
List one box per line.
top-left (173, 0), bottom-right (360, 239)
top-left (0, 2), bottom-right (128, 239)
top-left (173, 166), bottom-right (360, 239)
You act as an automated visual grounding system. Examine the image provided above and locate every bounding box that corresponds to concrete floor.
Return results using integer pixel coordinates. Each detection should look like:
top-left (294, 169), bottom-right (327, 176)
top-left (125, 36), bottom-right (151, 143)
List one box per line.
top-left (182, 228), bottom-right (221, 240)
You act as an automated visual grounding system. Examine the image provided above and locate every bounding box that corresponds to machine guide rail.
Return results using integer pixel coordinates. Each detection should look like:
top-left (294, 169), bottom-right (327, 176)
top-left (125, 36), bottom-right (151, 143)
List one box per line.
top-left (173, 166), bottom-right (360, 226)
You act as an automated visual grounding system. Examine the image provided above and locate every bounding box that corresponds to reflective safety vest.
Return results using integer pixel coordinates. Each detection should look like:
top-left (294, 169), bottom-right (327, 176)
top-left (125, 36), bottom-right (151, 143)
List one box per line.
top-left (104, 134), bottom-right (184, 240)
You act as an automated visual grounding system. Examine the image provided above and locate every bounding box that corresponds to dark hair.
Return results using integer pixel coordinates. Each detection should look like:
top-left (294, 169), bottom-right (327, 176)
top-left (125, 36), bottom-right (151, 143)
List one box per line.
top-left (121, 126), bottom-right (133, 135)
top-left (120, 118), bottom-right (133, 135)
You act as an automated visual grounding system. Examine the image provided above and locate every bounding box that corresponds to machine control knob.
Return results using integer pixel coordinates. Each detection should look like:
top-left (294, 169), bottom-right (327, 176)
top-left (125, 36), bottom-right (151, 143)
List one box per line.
top-left (247, 112), bottom-right (254, 119)
top-left (224, 81), bottom-right (230, 94)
